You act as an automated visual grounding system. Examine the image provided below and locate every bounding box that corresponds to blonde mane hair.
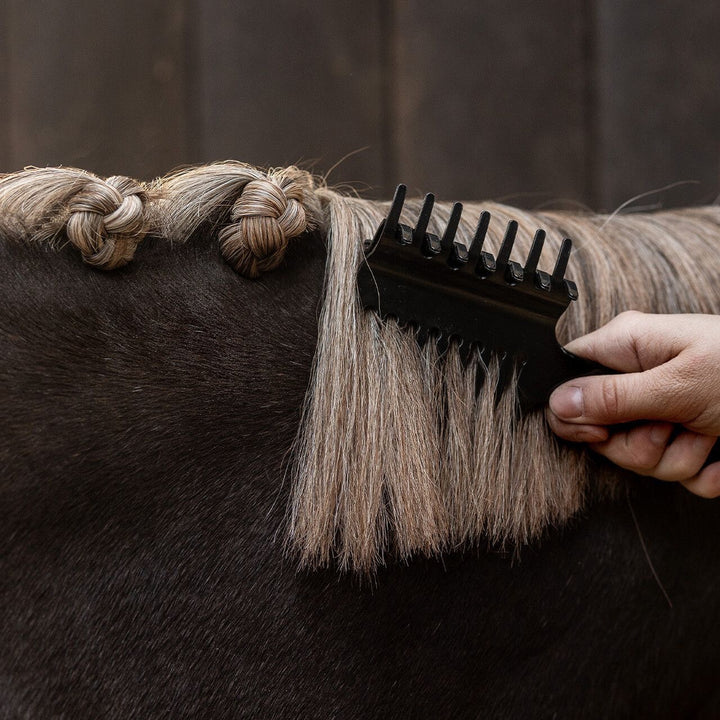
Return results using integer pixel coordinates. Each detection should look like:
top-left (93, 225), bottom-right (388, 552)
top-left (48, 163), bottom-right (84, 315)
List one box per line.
top-left (2, 162), bottom-right (719, 573)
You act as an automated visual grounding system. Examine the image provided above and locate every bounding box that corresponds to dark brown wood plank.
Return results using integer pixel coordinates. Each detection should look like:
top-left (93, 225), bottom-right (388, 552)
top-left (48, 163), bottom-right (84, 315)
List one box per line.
top-left (194, 1), bottom-right (386, 196)
top-left (6, 0), bottom-right (190, 180)
top-left (393, 1), bottom-right (590, 206)
top-left (595, 1), bottom-right (720, 209)
top-left (0, 1), bottom-right (11, 170)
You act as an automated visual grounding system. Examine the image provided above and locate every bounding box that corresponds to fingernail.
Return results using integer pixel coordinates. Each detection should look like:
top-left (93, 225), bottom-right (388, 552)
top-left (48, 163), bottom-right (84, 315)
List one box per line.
top-left (650, 424), bottom-right (671, 446)
top-left (583, 427), bottom-right (609, 443)
top-left (549, 386), bottom-right (584, 419)
top-left (694, 433), bottom-right (715, 451)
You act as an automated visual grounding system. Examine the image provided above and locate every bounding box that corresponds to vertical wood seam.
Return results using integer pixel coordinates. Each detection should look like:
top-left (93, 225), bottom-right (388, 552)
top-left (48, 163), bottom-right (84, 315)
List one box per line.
top-left (182, 0), bottom-right (203, 164)
top-left (1, 1), bottom-right (13, 169)
top-left (583, 0), bottom-right (599, 210)
top-left (379, 0), bottom-right (398, 195)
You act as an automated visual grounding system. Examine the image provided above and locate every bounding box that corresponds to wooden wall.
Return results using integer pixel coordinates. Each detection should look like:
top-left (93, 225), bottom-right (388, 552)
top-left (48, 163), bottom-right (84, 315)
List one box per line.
top-left (1, 0), bottom-right (719, 211)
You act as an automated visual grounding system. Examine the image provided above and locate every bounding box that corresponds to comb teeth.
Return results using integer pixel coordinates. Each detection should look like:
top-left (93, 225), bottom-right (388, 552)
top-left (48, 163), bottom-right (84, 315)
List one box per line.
top-left (364, 184), bottom-right (577, 304)
top-left (524, 229), bottom-right (545, 276)
top-left (496, 221), bottom-right (518, 268)
top-left (384, 183), bottom-right (405, 235)
top-left (441, 202), bottom-right (463, 251)
top-left (413, 193), bottom-right (435, 246)
top-left (357, 184), bottom-right (594, 412)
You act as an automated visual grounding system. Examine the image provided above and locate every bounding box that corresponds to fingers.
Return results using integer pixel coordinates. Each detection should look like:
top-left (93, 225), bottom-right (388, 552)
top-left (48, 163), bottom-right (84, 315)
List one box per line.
top-left (548, 362), bottom-right (694, 429)
top-left (545, 416), bottom-right (609, 444)
top-left (564, 310), bottom-right (682, 372)
top-left (586, 422), bottom-right (674, 475)
top-left (547, 406), bottom-right (720, 495)
top-left (548, 311), bottom-right (720, 499)
top-left (681, 462), bottom-right (720, 499)
top-left (555, 311), bottom-right (720, 435)
top-left (588, 425), bottom-right (717, 483)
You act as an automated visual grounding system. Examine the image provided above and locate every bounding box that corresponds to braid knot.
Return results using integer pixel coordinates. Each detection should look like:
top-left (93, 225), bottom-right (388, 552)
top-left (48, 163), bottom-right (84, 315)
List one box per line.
top-left (66, 175), bottom-right (147, 269)
top-left (219, 167), bottom-right (314, 278)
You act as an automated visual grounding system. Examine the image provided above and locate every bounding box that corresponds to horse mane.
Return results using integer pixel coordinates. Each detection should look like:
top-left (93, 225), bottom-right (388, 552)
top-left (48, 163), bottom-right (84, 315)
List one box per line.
top-left (2, 162), bottom-right (719, 573)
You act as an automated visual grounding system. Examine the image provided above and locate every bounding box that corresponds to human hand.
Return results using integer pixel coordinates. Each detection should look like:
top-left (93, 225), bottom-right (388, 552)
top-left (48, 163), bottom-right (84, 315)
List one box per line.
top-left (546, 311), bottom-right (720, 498)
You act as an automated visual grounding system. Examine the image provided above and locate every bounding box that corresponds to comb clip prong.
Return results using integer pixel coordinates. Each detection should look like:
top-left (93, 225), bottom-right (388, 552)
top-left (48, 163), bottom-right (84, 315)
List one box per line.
top-left (366, 184), bottom-right (407, 252)
top-left (552, 238), bottom-right (572, 285)
top-left (496, 221), bottom-right (518, 268)
top-left (524, 229), bottom-right (545, 276)
top-left (384, 184), bottom-right (406, 238)
top-left (416, 194), bottom-right (443, 257)
top-left (413, 193), bottom-right (435, 245)
top-left (441, 203), bottom-right (463, 252)
top-left (470, 213), bottom-right (495, 277)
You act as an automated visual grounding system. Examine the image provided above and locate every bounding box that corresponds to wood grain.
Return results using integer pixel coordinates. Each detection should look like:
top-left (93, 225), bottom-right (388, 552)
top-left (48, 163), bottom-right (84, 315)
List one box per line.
top-left (392, 0), bottom-right (590, 207)
top-left (5, 0), bottom-right (191, 180)
top-left (595, 1), bottom-right (720, 210)
top-left (193, 0), bottom-right (387, 195)
top-left (0, 1), bottom-right (10, 170)
top-left (2, 0), bottom-right (718, 210)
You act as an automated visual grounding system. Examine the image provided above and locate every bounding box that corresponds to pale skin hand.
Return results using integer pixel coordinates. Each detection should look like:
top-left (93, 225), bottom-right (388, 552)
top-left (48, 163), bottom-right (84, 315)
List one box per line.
top-left (546, 311), bottom-right (720, 498)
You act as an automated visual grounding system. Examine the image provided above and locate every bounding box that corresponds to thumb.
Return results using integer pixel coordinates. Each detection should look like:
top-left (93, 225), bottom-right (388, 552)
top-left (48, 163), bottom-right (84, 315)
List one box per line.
top-left (549, 363), bottom-right (689, 426)
top-left (564, 310), bottom-right (680, 373)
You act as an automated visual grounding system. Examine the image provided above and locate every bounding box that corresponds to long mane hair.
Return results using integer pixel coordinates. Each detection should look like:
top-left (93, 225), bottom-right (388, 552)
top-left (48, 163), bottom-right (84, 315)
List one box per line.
top-left (2, 162), bottom-right (719, 572)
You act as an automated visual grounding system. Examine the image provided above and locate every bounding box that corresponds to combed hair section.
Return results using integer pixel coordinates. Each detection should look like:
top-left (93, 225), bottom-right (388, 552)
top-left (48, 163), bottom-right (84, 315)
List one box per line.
top-left (288, 193), bottom-right (720, 572)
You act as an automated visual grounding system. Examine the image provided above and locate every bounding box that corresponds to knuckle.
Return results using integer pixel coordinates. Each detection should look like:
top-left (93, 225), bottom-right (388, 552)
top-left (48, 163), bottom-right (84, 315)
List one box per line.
top-left (661, 362), bottom-right (707, 425)
top-left (629, 444), bottom-right (662, 472)
top-left (660, 443), bottom-right (712, 483)
top-left (608, 428), bottom-right (664, 474)
top-left (682, 348), bottom-right (715, 378)
top-left (598, 377), bottom-right (622, 419)
top-left (615, 309), bottom-right (644, 327)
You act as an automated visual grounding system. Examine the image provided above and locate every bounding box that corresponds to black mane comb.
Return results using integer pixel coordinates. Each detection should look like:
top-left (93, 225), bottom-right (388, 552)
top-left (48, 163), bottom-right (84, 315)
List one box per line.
top-left (357, 184), bottom-right (608, 413)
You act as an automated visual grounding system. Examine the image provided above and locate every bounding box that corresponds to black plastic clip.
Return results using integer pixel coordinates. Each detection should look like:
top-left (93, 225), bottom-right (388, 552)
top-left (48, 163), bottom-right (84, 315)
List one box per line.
top-left (358, 184), bottom-right (609, 412)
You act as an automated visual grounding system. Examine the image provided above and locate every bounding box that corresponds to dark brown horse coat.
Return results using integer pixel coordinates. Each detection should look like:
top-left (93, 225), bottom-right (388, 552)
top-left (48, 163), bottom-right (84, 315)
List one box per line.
top-left (2, 230), bottom-right (719, 719)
